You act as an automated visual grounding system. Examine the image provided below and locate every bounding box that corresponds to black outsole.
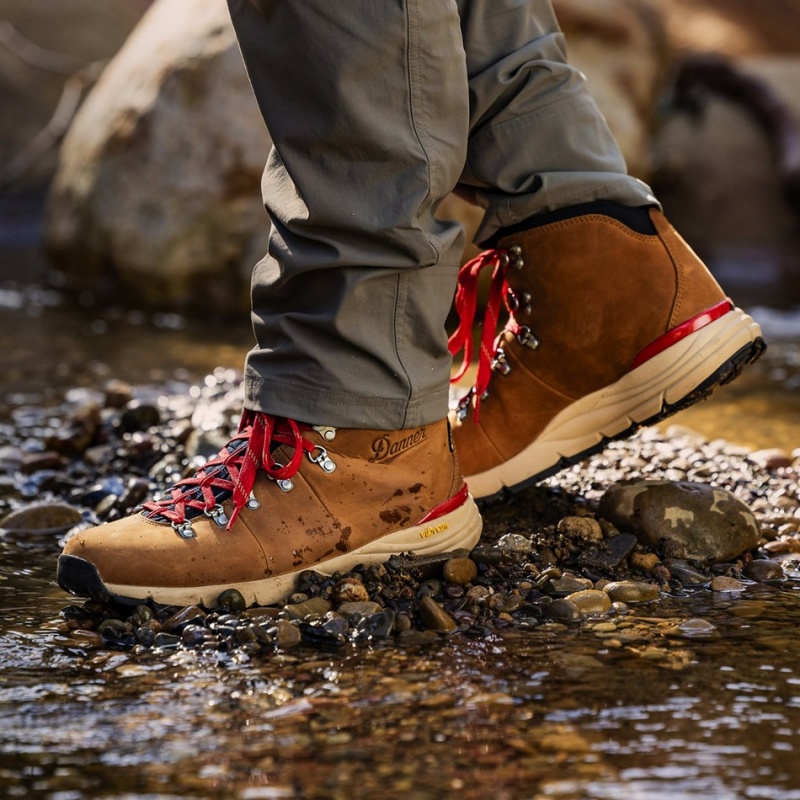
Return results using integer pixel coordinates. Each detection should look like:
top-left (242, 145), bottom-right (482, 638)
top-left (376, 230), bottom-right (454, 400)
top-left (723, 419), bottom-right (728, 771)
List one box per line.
top-left (479, 336), bottom-right (767, 503)
top-left (57, 554), bottom-right (140, 606)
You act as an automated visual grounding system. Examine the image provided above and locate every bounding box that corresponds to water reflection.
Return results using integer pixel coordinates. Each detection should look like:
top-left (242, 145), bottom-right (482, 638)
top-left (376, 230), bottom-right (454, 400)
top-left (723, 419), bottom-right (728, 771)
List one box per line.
top-left (3, 532), bottom-right (800, 799)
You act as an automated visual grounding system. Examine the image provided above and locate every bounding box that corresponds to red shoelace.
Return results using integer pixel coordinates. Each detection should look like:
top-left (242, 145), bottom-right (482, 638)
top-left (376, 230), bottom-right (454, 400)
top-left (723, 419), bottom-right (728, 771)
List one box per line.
top-left (448, 247), bottom-right (525, 422)
top-left (142, 411), bottom-right (317, 533)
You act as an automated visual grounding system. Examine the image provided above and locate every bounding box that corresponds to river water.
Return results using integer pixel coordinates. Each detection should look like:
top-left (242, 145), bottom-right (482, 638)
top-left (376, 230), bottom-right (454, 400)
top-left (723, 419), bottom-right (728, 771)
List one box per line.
top-left (1, 229), bottom-right (800, 799)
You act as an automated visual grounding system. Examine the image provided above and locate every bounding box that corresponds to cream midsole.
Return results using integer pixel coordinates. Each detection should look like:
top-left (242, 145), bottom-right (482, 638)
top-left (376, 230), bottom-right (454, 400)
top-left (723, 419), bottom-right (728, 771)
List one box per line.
top-left (468, 307), bottom-right (762, 498)
top-left (102, 493), bottom-right (483, 609)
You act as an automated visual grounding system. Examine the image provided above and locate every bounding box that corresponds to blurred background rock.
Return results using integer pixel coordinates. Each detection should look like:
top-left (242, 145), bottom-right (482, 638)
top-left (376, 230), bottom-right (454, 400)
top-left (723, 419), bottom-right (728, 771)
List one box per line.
top-left (2, 0), bottom-right (800, 314)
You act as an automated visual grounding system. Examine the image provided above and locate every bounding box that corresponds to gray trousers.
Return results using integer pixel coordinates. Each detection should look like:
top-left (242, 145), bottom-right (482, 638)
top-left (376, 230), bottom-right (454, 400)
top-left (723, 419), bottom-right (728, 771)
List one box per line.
top-left (227, 0), bottom-right (655, 430)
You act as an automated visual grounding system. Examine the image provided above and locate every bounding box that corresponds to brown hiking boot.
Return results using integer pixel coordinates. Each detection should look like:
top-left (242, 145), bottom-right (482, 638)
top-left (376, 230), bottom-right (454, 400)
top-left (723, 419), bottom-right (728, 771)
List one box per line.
top-left (449, 207), bottom-right (766, 499)
top-left (57, 413), bottom-right (481, 608)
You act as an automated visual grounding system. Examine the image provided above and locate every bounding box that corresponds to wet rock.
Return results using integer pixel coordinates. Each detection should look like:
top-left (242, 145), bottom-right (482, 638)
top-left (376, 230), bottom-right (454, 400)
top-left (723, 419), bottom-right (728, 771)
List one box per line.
top-left (153, 632), bottom-right (181, 649)
top-left (603, 580), bottom-right (659, 604)
top-left (565, 589), bottom-right (612, 615)
top-left (103, 379), bottom-right (134, 409)
top-left (333, 576), bottom-right (369, 604)
top-left (285, 597), bottom-right (332, 620)
top-left (338, 601), bottom-right (383, 618)
top-left (599, 480), bottom-right (760, 561)
top-left (216, 588), bottom-right (247, 613)
top-left (545, 598), bottom-right (582, 622)
top-left (557, 516), bottom-right (603, 542)
top-left (274, 620), bottom-right (302, 648)
top-left (443, 557), bottom-right (478, 586)
top-left (119, 401), bottom-right (161, 433)
top-left (579, 532), bottom-right (637, 569)
top-left (392, 550), bottom-right (469, 579)
top-left (163, 605), bottom-right (206, 633)
top-left (630, 552), bottom-right (660, 571)
top-left (396, 629), bottom-right (439, 647)
top-left (0, 502), bottom-right (83, 534)
top-left (710, 576), bottom-right (745, 593)
top-left (470, 545), bottom-right (504, 567)
top-left (743, 560), bottom-right (785, 583)
top-left (496, 533), bottom-right (533, 556)
top-left (548, 574), bottom-right (593, 596)
top-left (20, 452), bottom-right (65, 475)
top-left (418, 596), bottom-right (457, 633)
top-left (355, 610), bottom-right (396, 639)
top-left (664, 619), bottom-right (719, 640)
top-left (663, 559), bottom-right (710, 587)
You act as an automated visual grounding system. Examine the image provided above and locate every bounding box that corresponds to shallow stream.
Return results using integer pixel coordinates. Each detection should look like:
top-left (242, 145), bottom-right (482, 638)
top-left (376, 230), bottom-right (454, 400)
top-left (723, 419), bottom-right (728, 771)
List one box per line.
top-left (1, 233), bottom-right (800, 799)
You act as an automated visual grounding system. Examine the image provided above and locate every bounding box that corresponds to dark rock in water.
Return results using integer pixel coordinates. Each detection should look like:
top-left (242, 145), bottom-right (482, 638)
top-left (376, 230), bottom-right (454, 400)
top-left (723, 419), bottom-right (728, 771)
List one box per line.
top-left (545, 598), bottom-right (581, 622)
top-left (418, 596), bottom-right (457, 632)
top-left (0, 502), bottom-right (83, 535)
top-left (579, 533), bottom-right (637, 569)
top-left (663, 559), bottom-right (710, 587)
top-left (599, 480), bottom-right (760, 561)
top-left (603, 580), bottom-right (659, 604)
top-left (103, 379), bottom-right (134, 409)
top-left (356, 609), bottom-right (395, 639)
top-left (163, 605), bottom-right (206, 634)
top-left (119, 400), bottom-right (161, 433)
top-left (216, 588), bottom-right (247, 613)
top-left (285, 597), bottom-right (332, 620)
top-left (743, 560), bottom-right (785, 583)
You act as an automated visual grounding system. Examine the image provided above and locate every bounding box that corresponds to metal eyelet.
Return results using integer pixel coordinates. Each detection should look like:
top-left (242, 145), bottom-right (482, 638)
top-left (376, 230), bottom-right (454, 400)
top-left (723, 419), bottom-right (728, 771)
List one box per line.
top-left (516, 326), bottom-right (540, 350)
top-left (204, 504), bottom-right (228, 528)
top-left (313, 425), bottom-right (337, 441)
top-left (269, 463), bottom-right (294, 493)
top-left (173, 521), bottom-right (196, 540)
top-left (491, 349), bottom-right (512, 375)
top-left (246, 492), bottom-right (261, 510)
top-left (308, 446), bottom-right (336, 473)
top-left (508, 245), bottom-right (524, 270)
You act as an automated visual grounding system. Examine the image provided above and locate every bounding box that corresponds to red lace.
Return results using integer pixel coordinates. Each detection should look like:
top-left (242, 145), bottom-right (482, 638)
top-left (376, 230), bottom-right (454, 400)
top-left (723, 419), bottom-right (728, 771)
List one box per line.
top-left (448, 248), bottom-right (521, 421)
top-left (142, 412), bottom-right (314, 530)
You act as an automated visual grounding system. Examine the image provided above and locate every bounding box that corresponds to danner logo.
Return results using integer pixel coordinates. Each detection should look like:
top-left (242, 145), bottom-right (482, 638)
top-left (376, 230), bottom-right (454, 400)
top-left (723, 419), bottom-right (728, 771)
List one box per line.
top-left (369, 428), bottom-right (427, 463)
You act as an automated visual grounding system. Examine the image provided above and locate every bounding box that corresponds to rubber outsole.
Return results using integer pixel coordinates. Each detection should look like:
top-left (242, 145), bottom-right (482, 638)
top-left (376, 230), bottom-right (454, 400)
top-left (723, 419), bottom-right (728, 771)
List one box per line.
top-left (468, 308), bottom-right (766, 501)
top-left (56, 492), bottom-right (483, 608)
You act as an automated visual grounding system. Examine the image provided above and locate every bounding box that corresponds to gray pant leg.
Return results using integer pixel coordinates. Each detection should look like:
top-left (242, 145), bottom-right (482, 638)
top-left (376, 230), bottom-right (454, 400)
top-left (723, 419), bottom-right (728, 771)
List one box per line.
top-left (456, 0), bottom-right (658, 244)
top-left (228, 0), bottom-right (468, 429)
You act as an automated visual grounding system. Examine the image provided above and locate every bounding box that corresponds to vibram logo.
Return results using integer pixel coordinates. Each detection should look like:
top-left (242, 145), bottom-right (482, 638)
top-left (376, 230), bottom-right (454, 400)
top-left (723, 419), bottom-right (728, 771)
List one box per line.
top-left (419, 522), bottom-right (448, 540)
top-left (369, 428), bottom-right (427, 463)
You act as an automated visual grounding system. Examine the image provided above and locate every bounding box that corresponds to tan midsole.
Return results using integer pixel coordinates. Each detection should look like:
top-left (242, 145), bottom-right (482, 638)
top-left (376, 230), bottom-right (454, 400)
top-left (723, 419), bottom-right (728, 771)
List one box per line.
top-left (467, 307), bottom-right (762, 498)
top-left (103, 493), bottom-right (483, 609)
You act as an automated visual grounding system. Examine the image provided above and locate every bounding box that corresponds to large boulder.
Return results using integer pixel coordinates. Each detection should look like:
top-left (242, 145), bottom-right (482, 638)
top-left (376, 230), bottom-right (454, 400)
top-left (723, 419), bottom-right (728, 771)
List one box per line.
top-left (0, 0), bottom-right (148, 189)
top-left (44, 0), bottom-right (270, 315)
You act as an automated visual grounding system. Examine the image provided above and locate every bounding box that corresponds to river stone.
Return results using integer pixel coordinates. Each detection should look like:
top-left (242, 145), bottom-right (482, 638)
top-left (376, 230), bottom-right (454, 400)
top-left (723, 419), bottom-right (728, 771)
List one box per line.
top-left (337, 601), bottom-right (383, 618)
top-left (274, 620), bottom-right (302, 648)
top-left (557, 516), bottom-right (603, 542)
top-left (0, 502), bottom-right (83, 534)
top-left (545, 599), bottom-right (582, 622)
top-left (333, 576), bottom-right (369, 604)
top-left (743, 560), bottom-right (785, 583)
top-left (285, 597), bottom-right (332, 620)
top-left (443, 557), bottom-right (478, 586)
top-left (710, 576), bottom-right (745, 593)
top-left (565, 589), bottom-right (612, 615)
top-left (496, 533), bottom-right (533, 556)
top-left (603, 580), bottom-right (659, 604)
top-left (664, 618), bottom-right (719, 640)
top-left (664, 559), bottom-right (710, 587)
top-left (579, 532), bottom-right (637, 569)
top-left (598, 480), bottom-right (760, 561)
top-left (418, 596), bottom-right (457, 633)
top-left (549, 574), bottom-right (593, 596)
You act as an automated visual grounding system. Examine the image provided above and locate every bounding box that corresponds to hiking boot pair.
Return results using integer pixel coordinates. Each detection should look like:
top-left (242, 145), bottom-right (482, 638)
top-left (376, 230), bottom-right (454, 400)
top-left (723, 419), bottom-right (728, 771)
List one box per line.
top-left (57, 207), bottom-right (764, 608)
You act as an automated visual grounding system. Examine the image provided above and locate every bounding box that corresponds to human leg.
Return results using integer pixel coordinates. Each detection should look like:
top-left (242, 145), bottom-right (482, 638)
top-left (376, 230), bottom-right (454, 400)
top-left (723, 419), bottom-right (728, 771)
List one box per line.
top-left (57, 0), bottom-right (483, 607)
top-left (449, 0), bottom-right (765, 498)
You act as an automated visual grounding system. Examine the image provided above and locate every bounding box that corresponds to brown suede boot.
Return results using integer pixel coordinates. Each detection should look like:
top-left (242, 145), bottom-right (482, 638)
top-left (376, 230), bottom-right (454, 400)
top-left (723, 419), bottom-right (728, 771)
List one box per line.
top-left (449, 208), bottom-right (765, 499)
top-left (57, 414), bottom-right (481, 608)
